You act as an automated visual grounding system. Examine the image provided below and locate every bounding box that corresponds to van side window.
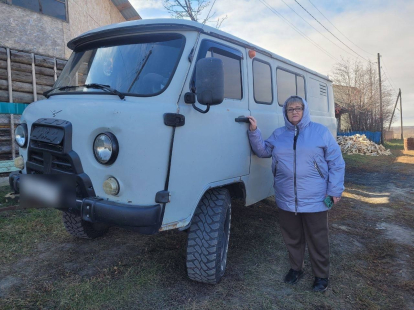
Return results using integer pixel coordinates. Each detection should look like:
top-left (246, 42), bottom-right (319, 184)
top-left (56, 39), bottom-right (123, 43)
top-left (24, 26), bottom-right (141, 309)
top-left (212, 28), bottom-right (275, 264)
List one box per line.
top-left (276, 68), bottom-right (306, 106)
top-left (192, 40), bottom-right (243, 100)
top-left (253, 59), bottom-right (273, 104)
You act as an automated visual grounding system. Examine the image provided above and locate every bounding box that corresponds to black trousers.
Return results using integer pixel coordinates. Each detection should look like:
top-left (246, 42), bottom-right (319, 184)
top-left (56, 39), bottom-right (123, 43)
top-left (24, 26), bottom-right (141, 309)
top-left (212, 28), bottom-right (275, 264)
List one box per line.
top-left (278, 209), bottom-right (330, 278)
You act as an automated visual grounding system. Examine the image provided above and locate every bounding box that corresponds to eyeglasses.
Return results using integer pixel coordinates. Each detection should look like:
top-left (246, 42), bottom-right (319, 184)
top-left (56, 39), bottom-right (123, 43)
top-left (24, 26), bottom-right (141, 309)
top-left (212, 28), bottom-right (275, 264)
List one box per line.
top-left (287, 107), bottom-right (304, 113)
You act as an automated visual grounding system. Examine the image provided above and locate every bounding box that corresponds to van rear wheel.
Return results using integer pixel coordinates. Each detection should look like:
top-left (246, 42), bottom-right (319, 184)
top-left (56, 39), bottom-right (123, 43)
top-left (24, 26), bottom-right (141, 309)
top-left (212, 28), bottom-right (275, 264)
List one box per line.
top-left (186, 188), bottom-right (231, 284)
top-left (62, 212), bottom-right (109, 239)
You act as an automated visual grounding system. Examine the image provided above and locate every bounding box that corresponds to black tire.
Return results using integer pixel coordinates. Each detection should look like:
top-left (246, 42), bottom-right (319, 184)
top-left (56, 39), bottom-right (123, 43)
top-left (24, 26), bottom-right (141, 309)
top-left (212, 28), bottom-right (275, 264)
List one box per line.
top-left (62, 212), bottom-right (109, 239)
top-left (186, 188), bottom-right (231, 284)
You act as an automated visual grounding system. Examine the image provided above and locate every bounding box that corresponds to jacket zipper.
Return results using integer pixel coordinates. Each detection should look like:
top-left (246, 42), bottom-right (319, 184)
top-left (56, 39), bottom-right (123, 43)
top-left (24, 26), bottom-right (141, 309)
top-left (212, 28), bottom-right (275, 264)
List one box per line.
top-left (293, 126), bottom-right (299, 215)
top-left (314, 161), bottom-right (324, 179)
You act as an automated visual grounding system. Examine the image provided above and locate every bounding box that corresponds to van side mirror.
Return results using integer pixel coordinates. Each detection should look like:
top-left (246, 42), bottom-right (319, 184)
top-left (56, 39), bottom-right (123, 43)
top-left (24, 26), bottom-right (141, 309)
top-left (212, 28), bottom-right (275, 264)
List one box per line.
top-left (193, 57), bottom-right (224, 113)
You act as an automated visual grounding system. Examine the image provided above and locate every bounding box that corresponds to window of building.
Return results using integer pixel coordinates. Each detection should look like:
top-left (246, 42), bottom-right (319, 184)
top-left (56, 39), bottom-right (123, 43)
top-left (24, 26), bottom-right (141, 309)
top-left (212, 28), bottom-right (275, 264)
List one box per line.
top-left (192, 40), bottom-right (243, 100)
top-left (253, 59), bottom-right (273, 104)
top-left (276, 68), bottom-right (306, 106)
top-left (7, 0), bottom-right (67, 21)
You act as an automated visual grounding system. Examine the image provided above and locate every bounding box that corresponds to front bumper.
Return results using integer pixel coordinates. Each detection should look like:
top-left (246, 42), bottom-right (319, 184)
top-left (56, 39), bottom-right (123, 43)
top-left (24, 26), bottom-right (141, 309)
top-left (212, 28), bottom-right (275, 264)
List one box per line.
top-left (10, 173), bottom-right (163, 235)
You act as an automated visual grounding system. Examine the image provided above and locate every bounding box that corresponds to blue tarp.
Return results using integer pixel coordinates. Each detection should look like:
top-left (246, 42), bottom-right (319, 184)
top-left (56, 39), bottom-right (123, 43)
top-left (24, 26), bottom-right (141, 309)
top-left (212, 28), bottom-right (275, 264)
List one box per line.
top-left (337, 131), bottom-right (381, 144)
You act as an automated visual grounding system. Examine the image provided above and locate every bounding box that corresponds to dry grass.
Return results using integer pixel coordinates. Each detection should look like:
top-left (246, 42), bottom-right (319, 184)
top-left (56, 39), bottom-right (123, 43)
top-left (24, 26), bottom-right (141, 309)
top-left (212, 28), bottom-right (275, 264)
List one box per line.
top-left (0, 144), bottom-right (413, 309)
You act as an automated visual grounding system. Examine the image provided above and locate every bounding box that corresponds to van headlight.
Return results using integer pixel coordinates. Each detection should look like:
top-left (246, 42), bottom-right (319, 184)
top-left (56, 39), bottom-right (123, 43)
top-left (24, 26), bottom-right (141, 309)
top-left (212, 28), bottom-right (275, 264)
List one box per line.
top-left (93, 132), bottom-right (119, 165)
top-left (15, 124), bottom-right (28, 148)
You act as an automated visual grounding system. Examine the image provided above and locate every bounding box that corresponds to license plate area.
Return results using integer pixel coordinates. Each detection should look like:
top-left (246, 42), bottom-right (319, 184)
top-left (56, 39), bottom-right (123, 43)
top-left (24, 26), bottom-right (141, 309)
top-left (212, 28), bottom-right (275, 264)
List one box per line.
top-left (20, 175), bottom-right (76, 210)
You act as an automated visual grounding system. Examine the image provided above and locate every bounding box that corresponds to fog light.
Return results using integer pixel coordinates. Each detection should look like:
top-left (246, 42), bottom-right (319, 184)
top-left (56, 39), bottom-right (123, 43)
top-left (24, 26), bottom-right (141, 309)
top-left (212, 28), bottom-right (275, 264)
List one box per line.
top-left (14, 155), bottom-right (24, 170)
top-left (103, 177), bottom-right (119, 196)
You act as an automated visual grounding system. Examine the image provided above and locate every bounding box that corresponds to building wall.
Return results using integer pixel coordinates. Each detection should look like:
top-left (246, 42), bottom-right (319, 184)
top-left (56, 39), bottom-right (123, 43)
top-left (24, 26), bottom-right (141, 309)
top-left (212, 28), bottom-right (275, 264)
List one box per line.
top-left (0, 0), bottom-right (127, 60)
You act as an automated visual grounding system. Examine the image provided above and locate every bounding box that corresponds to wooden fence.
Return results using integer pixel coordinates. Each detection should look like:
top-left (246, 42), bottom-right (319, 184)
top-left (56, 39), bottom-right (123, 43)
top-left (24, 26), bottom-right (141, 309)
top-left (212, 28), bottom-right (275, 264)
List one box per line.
top-left (0, 46), bottom-right (67, 172)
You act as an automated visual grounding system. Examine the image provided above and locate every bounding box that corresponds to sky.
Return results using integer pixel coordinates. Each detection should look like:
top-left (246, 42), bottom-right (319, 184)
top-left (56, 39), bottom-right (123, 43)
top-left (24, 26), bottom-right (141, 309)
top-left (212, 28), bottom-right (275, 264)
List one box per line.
top-left (130, 0), bottom-right (414, 127)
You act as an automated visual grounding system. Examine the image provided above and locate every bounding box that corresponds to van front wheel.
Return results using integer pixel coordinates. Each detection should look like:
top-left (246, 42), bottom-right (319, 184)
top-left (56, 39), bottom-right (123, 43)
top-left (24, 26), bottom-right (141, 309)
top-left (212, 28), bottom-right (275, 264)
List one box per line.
top-left (186, 188), bottom-right (231, 284)
top-left (62, 212), bottom-right (109, 239)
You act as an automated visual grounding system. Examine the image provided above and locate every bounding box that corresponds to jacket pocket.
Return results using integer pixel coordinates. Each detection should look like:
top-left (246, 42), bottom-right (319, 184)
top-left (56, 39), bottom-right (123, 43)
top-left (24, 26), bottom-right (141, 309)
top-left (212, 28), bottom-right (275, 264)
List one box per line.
top-left (313, 160), bottom-right (325, 179)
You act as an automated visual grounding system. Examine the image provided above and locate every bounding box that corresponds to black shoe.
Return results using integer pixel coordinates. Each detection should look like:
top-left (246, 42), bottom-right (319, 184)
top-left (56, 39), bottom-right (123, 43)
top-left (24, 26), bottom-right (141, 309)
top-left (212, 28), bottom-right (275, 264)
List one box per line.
top-left (312, 277), bottom-right (329, 292)
top-left (284, 269), bottom-right (304, 284)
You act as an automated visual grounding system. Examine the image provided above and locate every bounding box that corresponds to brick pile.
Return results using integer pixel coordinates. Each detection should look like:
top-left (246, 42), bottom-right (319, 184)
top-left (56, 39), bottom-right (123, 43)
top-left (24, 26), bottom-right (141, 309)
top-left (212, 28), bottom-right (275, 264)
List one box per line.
top-left (404, 138), bottom-right (414, 151)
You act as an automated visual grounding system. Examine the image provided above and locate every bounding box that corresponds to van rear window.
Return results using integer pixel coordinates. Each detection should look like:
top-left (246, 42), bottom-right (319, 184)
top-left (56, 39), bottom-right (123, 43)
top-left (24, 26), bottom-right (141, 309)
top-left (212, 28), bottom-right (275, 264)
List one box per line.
top-left (253, 59), bottom-right (273, 104)
top-left (49, 34), bottom-right (185, 97)
top-left (276, 69), bottom-right (306, 106)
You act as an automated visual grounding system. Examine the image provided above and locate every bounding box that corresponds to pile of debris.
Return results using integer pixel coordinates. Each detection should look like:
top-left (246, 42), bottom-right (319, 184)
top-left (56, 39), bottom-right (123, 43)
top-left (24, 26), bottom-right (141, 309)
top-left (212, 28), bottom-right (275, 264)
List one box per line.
top-left (337, 134), bottom-right (392, 156)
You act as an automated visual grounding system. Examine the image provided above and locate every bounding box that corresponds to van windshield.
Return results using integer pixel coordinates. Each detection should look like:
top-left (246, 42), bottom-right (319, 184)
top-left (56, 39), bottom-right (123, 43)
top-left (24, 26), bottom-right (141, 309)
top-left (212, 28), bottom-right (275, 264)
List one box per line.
top-left (49, 34), bottom-right (185, 97)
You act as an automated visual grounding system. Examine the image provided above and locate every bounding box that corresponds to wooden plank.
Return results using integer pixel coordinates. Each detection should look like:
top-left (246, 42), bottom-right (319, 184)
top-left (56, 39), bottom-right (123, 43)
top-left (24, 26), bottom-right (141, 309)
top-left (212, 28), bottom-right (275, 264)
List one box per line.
top-left (35, 55), bottom-right (55, 68)
top-left (0, 47), bottom-right (6, 61)
top-left (10, 50), bottom-right (32, 65)
top-left (34, 73), bottom-right (54, 86)
top-left (0, 59), bottom-right (6, 70)
top-left (0, 80), bottom-right (7, 91)
top-left (0, 160), bottom-right (19, 173)
top-left (36, 83), bottom-right (51, 95)
top-left (32, 53), bottom-right (37, 101)
top-left (0, 90), bottom-right (8, 102)
top-left (56, 59), bottom-right (67, 70)
top-left (12, 91), bottom-right (34, 104)
top-left (11, 81), bottom-right (33, 93)
top-left (54, 58), bottom-right (57, 81)
top-left (10, 114), bottom-right (15, 159)
top-left (7, 48), bottom-right (12, 103)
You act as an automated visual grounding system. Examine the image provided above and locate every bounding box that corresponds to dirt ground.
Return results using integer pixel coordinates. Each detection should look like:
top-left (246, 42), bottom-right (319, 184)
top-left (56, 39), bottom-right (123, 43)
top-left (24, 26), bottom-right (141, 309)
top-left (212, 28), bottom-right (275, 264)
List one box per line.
top-left (0, 145), bottom-right (413, 309)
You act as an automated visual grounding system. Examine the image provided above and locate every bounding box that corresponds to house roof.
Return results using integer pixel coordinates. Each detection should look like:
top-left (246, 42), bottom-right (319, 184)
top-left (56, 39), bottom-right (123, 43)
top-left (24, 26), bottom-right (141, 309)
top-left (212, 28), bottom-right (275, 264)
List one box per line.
top-left (111, 0), bottom-right (141, 21)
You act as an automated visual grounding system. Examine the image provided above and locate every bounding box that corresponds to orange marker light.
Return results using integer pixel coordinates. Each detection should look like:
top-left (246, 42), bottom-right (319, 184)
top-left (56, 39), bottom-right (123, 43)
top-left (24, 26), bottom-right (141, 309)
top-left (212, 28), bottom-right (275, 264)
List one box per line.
top-left (248, 50), bottom-right (256, 59)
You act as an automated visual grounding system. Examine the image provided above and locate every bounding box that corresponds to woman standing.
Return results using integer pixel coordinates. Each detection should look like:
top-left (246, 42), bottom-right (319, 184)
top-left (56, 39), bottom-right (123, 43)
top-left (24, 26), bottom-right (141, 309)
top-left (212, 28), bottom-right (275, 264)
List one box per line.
top-left (247, 96), bottom-right (345, 292)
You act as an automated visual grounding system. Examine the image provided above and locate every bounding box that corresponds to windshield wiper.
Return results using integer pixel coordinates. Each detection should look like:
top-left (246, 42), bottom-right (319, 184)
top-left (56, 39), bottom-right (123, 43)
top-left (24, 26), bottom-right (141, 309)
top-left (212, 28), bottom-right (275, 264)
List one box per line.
top-left (43, 85), bottom-right (80, 98)
top-left (43, 83), bottom-right (125, 99)
top-left (84, 83), bottom-right (125, 99)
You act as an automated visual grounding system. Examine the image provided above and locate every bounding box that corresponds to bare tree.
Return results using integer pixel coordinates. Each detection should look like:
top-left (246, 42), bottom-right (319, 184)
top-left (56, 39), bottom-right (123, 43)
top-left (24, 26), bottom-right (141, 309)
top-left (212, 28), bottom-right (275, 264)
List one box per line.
top-left (162, 0), bottom-right (227, 28)
top-left (332, 58), bottom-right (394, 132)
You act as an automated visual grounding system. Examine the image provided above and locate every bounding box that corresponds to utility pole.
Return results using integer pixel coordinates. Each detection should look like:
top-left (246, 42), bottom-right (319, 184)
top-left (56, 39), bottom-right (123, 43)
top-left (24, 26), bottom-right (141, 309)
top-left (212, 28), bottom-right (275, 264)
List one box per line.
top-left (388, 89), bottom-right (401, 131)
top-left (377, 53), bottom-right (383, 144)
top-left (400, 89), bottom-right (403, 140)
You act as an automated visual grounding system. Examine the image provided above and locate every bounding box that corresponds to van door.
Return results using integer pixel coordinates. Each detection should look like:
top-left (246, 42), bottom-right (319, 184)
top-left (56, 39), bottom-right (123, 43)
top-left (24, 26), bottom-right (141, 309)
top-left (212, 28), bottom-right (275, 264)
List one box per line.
top-left (164, 36), bottom-right (251, 228)
top-left (244, 56), bottom-right (280, 205)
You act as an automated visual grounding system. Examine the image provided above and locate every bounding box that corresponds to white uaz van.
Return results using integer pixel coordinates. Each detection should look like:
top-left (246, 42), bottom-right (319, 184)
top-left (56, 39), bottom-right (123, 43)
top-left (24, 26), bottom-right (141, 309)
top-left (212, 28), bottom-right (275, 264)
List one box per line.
top-left (10, 19), bottom-right (336, 284)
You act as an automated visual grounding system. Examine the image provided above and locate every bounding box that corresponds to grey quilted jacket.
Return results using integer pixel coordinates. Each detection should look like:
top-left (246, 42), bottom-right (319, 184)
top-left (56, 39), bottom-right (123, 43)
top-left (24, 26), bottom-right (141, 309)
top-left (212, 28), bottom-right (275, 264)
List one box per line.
top-left (248, 97), bottom-right (345, 213)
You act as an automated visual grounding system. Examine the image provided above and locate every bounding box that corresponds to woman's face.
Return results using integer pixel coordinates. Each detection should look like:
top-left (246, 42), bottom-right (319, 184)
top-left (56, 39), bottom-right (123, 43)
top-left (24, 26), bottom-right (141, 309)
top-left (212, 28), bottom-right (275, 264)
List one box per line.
top-left (287, 102), bottom-right (304, 126)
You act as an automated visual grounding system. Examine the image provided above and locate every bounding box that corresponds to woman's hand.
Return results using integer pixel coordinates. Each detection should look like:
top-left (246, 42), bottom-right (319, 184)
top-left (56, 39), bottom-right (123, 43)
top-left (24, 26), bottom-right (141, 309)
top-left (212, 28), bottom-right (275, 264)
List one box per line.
top-left (247, 116), bottom-right (257, 131)
top-left (333, 197), bottom-right (341, 204)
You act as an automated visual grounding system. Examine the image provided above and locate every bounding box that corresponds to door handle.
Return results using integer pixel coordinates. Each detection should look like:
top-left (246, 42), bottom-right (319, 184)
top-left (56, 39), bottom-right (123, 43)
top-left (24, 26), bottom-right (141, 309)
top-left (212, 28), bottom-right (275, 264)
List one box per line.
top-left (235, 116), bottom-right (250, 123)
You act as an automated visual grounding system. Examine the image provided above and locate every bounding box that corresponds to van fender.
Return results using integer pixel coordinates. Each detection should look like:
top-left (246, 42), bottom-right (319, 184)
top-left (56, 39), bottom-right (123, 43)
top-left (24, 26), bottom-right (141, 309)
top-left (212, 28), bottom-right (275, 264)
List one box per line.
top-left (159, 177), bottom-right (246, 232)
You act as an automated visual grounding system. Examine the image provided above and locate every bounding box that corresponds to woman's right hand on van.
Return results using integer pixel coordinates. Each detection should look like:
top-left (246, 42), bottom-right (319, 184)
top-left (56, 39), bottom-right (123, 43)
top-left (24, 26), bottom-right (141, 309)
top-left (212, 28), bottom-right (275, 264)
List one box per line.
top-left (247, 116), bottom-right (257, 132)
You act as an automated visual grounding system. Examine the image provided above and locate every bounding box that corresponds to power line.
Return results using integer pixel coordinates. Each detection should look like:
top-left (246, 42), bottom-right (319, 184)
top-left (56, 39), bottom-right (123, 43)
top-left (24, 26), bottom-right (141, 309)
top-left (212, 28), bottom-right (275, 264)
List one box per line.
top-left (293, 0), bottom-right (370, 62)
top-left (278, 0), bottom-right (359, 59)
top-left (381, 57), bottom-right (398, 92)
top-left (257, 0), bottom-right (339, 61)
top-left (306, 0), bottom-right (374, 57)
top-left (381, 66), bottom-right (397, 94)
top-left (205, 0), bottom-right (218, 22)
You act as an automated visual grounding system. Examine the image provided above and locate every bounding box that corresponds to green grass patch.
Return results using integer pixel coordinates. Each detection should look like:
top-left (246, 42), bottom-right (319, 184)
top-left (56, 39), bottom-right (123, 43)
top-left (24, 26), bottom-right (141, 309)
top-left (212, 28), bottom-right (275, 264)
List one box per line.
top-left (384, 139), bottom-right (404, 150)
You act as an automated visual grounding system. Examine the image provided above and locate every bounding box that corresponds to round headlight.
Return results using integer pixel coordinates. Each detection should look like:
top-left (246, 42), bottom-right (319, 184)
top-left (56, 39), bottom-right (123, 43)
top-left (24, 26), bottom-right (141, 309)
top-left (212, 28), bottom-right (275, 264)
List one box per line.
top-left (93, 132), bottom-right (119, 165)
top-left (15, 124), bottom-right (28, 148)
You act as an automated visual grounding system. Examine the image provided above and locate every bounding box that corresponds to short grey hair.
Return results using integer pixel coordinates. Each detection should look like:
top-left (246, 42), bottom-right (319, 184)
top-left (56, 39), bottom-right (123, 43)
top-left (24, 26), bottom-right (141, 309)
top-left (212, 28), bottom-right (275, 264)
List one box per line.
top-left (285, 96), bottom-right (304, 109)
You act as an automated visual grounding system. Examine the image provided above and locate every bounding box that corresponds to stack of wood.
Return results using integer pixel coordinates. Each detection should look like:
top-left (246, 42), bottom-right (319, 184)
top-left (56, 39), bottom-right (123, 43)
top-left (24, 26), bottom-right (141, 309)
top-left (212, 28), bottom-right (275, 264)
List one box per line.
top-left (337, 134), bottom-right (392, 156)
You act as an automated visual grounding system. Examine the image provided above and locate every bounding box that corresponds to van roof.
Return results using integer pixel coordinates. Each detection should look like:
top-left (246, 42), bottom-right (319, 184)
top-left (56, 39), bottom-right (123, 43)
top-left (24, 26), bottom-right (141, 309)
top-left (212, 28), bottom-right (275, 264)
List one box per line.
top-left (68, 18), bottom-right (331, 82)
